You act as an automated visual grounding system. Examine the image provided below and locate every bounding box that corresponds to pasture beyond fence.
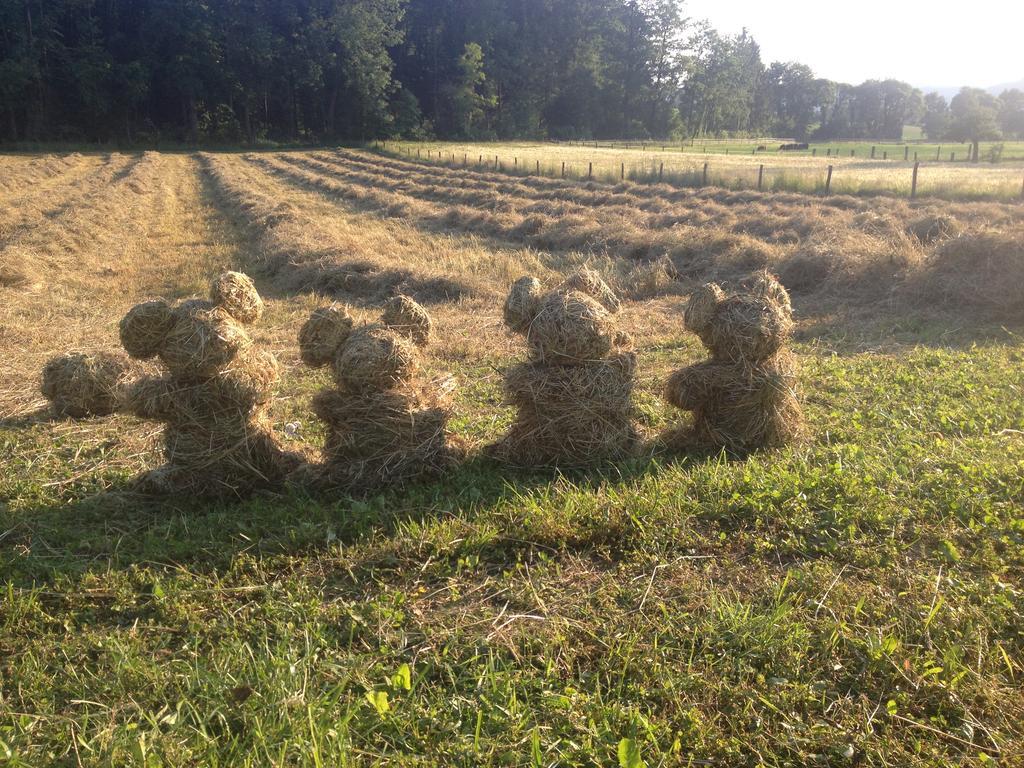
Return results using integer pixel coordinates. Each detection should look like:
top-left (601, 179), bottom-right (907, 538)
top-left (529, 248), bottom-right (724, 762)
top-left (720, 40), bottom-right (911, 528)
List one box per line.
top-left (380, 141), bottom-right (1024, 202)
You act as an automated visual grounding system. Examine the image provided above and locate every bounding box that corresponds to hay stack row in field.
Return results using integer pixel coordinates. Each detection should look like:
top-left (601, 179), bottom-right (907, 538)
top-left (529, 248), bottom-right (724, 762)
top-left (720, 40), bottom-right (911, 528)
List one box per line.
top-left (297, 296), bottom-right (462, 492)
top-left (203, 154), bottom-right (474, 304)
top-left (293, 150), bottom-right (1024, 312)
top-left (36, 266), bottom-right (809, 498)
top-left (489, 268), bottom-right (640, 467)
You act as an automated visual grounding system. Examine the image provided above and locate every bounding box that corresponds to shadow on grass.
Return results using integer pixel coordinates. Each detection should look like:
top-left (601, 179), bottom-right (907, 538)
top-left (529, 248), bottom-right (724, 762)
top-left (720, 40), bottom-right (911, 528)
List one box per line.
top-left (1, 449), bottom-right (697, 589)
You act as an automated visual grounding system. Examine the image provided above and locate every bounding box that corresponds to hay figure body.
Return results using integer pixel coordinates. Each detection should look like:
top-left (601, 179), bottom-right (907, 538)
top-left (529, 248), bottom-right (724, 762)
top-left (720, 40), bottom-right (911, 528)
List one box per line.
top-left (490, 268), bottom-right (639, 467)
top-left (41, 351), bottom-right (141, 417)
top-left (119, 271), bottom-right (299, 497)
top-left (298, 296), bottom-right (460, 493)
top-left (663, 271), bottom-right (803, 453)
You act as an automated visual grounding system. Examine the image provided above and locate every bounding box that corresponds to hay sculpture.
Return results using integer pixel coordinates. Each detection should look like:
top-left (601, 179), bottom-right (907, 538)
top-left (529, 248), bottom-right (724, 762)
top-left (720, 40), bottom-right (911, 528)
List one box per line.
top-left (40, 351), bottom-right (141, 417)
top-left (489, 267), bottom-right (639, 467)
top-left (662, 270), bottom-right (803, 453)
top-left (297, 295), bottom-right (460, 492)
top-left (118, 271), bottom-right (300, 497)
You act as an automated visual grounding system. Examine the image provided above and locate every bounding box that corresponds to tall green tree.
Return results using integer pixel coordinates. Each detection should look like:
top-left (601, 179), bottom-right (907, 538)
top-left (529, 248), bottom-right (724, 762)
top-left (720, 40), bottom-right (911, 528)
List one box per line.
top-left (949, 87), bottom-right (1002, 161)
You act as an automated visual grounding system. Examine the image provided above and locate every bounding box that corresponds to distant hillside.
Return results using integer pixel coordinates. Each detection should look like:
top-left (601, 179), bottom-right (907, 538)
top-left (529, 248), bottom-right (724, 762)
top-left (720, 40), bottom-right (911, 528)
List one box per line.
top-left (988, 78), bottom-right (1024, 94)
top-left (920, 79), bottom-right (1024, 100)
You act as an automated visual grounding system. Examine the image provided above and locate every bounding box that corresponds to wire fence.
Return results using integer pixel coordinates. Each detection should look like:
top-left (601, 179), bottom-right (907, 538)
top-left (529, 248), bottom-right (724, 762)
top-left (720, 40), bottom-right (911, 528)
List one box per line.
top-left (380, 142), bottom-right (1024, 203)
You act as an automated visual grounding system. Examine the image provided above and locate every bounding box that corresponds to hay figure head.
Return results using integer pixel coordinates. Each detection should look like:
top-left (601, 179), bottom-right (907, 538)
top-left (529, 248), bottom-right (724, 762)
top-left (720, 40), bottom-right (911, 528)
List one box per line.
top-left (119, 271), bottom-right (262, 379)
top-left (685, 274), bottom-right (793, 364)
top-left (502, 272), bottom-right (629, 365)
top-left (663, 271), bottom-right (802, 453)
top-left (299, 300), bottom-right (431, 393)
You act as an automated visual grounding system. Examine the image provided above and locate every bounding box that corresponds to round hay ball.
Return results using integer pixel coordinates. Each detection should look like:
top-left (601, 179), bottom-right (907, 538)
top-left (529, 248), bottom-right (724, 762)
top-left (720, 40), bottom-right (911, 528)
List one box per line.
top-left (708, 295), bottom-right (793, 363)
top-left (503, 276), bottom-right (542, 333)
top-left (335, 325), bottom-right (418, 393)
top-left (159, 303), bottom-right (252, 379)
top-left (120, 300), bottom-right (174, 359)
top-left (299, 304), bottom-right (354, 367)
top-left (527, 290), bottom-right (618, 364)
top-left (212, 271), bottom-right (264, 323)
top-left (556, 267), bottom-right (621, 312)
top-left (684, 283), bottom-right (725, 339)
top-left (382, 295), bottom-right (433, 346)
top-left (742, 270), bottom-right (792, 316)
top-left (41, 351), bottom-right (139, 417)
top-left (209, 349), bottom-right (280, 407)
top-left (907, 214), bottom-right (962, 245)
top-left (125, 375), bottom-right (176, 419)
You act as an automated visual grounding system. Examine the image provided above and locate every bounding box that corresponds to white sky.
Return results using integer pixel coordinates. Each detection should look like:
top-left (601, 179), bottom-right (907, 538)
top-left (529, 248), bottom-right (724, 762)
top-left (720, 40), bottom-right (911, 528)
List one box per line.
top-left (683, 0), bottom-right (1023, 89)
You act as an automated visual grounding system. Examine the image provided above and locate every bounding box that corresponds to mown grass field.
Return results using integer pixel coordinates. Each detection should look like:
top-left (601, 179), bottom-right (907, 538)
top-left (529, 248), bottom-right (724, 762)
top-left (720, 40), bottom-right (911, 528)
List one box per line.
top-left (386, 141), bottom-right (1024, 201)
top-left (1, 149), bottom-right (1023, 766)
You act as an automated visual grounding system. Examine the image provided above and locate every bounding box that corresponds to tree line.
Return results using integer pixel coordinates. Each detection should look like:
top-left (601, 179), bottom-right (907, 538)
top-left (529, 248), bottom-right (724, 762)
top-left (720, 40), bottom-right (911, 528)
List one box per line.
top-left (2, 0), bottom-right (1022, 147)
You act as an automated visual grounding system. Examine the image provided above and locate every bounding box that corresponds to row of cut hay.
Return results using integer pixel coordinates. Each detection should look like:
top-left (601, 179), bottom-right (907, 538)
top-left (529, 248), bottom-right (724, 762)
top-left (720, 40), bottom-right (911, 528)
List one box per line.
top-left (202, 154), bottom-right (495, 306)
top-left (0, 152), bottom-right (87, 198)
top-left (344, 148), bottom-right (1024, 247)
top-left (291, 152), bottom-right (1024, 319)
top-left (341, 148), bottom-right (1024, 229)
top-left (262, 153), bottom-right (932, 308)
top-left (0, 154), bottom-right (111, 249)
top-left (0, 152), bottom-right (170, 417)
top-left (0, 153), bottom-right (143, 290)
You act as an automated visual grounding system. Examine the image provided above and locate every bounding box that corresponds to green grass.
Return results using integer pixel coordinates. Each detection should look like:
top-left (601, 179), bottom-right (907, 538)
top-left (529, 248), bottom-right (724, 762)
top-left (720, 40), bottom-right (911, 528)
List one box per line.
top-left (2, 336), bottom-right (1023, 765)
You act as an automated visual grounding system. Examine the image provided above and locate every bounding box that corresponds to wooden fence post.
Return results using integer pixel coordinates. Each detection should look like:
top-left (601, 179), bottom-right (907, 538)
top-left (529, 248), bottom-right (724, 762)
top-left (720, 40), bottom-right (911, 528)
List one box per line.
top-left (561, 161), bottom-right (565, 178)
top-left (871, 145), bottom-right (876, 158)
top-left (911, 161), bottom-right (919, 199)
top-left (850, 149), bottom-right (855, 157)
top-left (812, 148), bottom-right (816, 156)
top-left (514, 157), bottom-right (518, 169)
top-left (620, 162), bottom-right (624, 180)
top-left (588, 162), bottom-right (593, 180)
top-left (936, 146), bottom-right (941, 160)
top-left (825, 165), bottom-right (834, 195)
top-left (536, 160), bottom-right (540, 175)
top-left (904, 146), bottom-right (909, 161)
top-left (495, 155), bottom-right (499, 170)
top-left (659, 162), bottom-right (663, 182)
top-left (883, 151), bottom-right (888, 160)
top-left (417, 148), bottom-right (421, 158)
top-left (702, 161), bottom-right (709, 186)
top-left (757, 164), bottom-right (764, 191)
top-left (950, 152), bottom-right (955, 162)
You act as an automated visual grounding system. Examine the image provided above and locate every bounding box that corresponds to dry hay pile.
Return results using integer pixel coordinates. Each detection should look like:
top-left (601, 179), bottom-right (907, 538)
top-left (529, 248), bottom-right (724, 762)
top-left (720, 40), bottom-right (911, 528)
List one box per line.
top-left (119, 271), bottom-right (300, 497)
top-left (297, 295), bottom-right (461, 492)
top-left (662, 271), bottom-right (803, 453)
top-left (908, 229), bottom-right (1024, 315)
top-left (489, 267), bottom-right (639, 467)
top-left (906, 214), bottom-right (962, 245)
top-left (40, 351), bottom-right (142, 417)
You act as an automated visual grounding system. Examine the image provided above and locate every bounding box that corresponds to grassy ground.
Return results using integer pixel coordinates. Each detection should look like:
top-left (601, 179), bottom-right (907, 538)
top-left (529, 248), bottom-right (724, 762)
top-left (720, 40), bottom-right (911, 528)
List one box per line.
top-left (386, 141), bottom-right (1024, 201)
top-left (1, 150), bottom-right (1023, 766)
